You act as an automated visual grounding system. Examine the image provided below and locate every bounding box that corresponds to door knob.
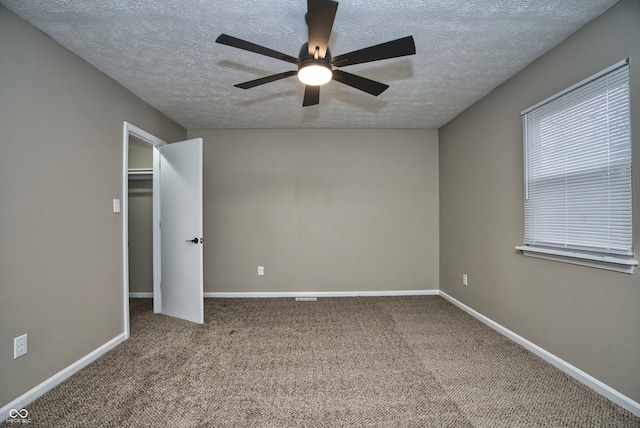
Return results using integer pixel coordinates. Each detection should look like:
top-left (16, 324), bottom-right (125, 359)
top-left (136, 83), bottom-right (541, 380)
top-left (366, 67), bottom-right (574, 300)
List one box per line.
top-left (186, 237), bottom-right (199, 244)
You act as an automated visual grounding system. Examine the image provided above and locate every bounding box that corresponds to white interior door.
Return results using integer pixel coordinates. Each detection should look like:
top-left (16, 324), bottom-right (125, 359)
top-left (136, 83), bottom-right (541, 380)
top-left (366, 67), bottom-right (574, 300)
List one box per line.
top-left (159, 138), bottom-right (204, 324)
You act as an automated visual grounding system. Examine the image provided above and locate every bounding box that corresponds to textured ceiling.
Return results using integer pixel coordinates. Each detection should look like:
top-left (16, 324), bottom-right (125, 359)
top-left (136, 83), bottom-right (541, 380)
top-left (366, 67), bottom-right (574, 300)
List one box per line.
top-left (1, 0), bottom-right (619, 129)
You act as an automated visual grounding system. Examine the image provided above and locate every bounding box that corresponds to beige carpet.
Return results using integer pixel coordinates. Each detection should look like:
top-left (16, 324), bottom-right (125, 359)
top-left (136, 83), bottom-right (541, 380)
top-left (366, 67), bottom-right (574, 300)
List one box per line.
top-left (4, 296), bottom-right (639, 427)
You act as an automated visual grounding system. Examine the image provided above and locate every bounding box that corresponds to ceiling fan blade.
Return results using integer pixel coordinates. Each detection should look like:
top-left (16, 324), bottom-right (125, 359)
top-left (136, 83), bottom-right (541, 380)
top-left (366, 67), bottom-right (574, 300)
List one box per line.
top-left (234, 71), bottom-right (298, 89)
top-left (303, 85), bottom-right (320, 106)
top-left (216, 34), bottom-right (300, 65)
top-left (331, 69), bottom-right (389, 96)
top-left (307, 0), bottom-right (339, 58)
top-left (331, 36), bottom-right (416, 67)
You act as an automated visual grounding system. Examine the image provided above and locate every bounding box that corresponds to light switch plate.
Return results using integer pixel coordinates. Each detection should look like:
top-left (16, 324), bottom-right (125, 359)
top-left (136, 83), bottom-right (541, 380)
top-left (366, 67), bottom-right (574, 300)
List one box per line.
top-left (113, 199), bottom-right (121, 213)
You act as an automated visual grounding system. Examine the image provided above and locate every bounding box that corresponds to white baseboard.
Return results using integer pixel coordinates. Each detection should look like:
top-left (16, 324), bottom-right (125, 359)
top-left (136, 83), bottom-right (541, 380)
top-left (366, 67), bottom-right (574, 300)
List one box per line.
top-left (0, 333), bottom-right (127, 422)
top-left (204, 290), bottom-right (439, 298)
top-left (439, 291), bottom-right (640, 417)
top-left (131, 291), bottom-right (440, 299)
top-left (129, 292), bottom-right (153, 298)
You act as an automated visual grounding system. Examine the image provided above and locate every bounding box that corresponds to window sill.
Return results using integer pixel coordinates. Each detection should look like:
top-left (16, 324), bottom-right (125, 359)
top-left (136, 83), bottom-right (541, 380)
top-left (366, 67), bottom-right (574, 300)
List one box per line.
top-left (515, 245), bottom-right (637, 274)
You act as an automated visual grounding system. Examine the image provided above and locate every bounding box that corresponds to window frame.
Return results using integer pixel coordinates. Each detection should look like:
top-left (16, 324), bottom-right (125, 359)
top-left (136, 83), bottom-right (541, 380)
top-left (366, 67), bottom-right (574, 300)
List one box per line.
top-left (516, 59), bottom-right (637, 274)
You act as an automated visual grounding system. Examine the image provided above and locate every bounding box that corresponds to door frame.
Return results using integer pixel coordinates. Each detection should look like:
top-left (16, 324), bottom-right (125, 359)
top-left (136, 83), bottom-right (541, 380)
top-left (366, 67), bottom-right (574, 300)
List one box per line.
top-left (122, 122), bottom-right (166, 338)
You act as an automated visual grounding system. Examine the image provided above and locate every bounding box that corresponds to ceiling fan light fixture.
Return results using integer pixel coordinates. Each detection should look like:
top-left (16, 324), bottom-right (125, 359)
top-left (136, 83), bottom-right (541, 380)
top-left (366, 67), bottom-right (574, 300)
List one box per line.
top-left (298, 63), bottom-right (332, 86)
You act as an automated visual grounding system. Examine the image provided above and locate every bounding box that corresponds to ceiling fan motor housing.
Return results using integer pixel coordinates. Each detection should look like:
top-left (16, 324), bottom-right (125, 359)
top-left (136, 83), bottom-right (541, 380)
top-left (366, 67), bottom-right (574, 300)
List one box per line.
top-left (299, 43), bottom-right (331, 69)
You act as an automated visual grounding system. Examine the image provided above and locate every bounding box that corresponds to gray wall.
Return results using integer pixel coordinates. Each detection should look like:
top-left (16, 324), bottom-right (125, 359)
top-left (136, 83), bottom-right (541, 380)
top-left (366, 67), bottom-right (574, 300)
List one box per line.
top-left (439, 0), bottom-right (640, 403)
top-left (188, 129), bottom-right (439, 294)
top-left (0, 6), bottom-right (186, 408)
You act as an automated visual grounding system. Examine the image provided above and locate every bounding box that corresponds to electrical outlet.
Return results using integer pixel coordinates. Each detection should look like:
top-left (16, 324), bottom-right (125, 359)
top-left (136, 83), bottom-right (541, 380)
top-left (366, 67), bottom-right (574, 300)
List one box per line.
top-left (462, 274), bottom-right (468, 286)
top-left (258, 266), bottom-right (264, 276)
top-left (14, 334), bottom-right (28, 359)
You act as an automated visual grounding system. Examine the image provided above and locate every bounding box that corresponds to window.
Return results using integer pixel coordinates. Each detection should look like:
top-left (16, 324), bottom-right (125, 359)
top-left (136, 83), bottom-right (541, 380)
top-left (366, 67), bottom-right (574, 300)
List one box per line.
top-left (516, 59), bottom-right (637, 273)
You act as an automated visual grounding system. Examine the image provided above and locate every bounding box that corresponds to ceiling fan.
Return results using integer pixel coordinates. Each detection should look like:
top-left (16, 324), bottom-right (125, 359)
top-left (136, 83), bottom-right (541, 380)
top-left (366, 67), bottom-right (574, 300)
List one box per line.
top-left (215, 0), bottom-right (416, 107)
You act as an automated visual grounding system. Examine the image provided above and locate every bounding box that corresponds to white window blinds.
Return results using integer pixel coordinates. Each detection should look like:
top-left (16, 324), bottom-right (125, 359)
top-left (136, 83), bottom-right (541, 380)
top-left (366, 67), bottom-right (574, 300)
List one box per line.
top-left (520, 60), bottom-right (633, 261)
